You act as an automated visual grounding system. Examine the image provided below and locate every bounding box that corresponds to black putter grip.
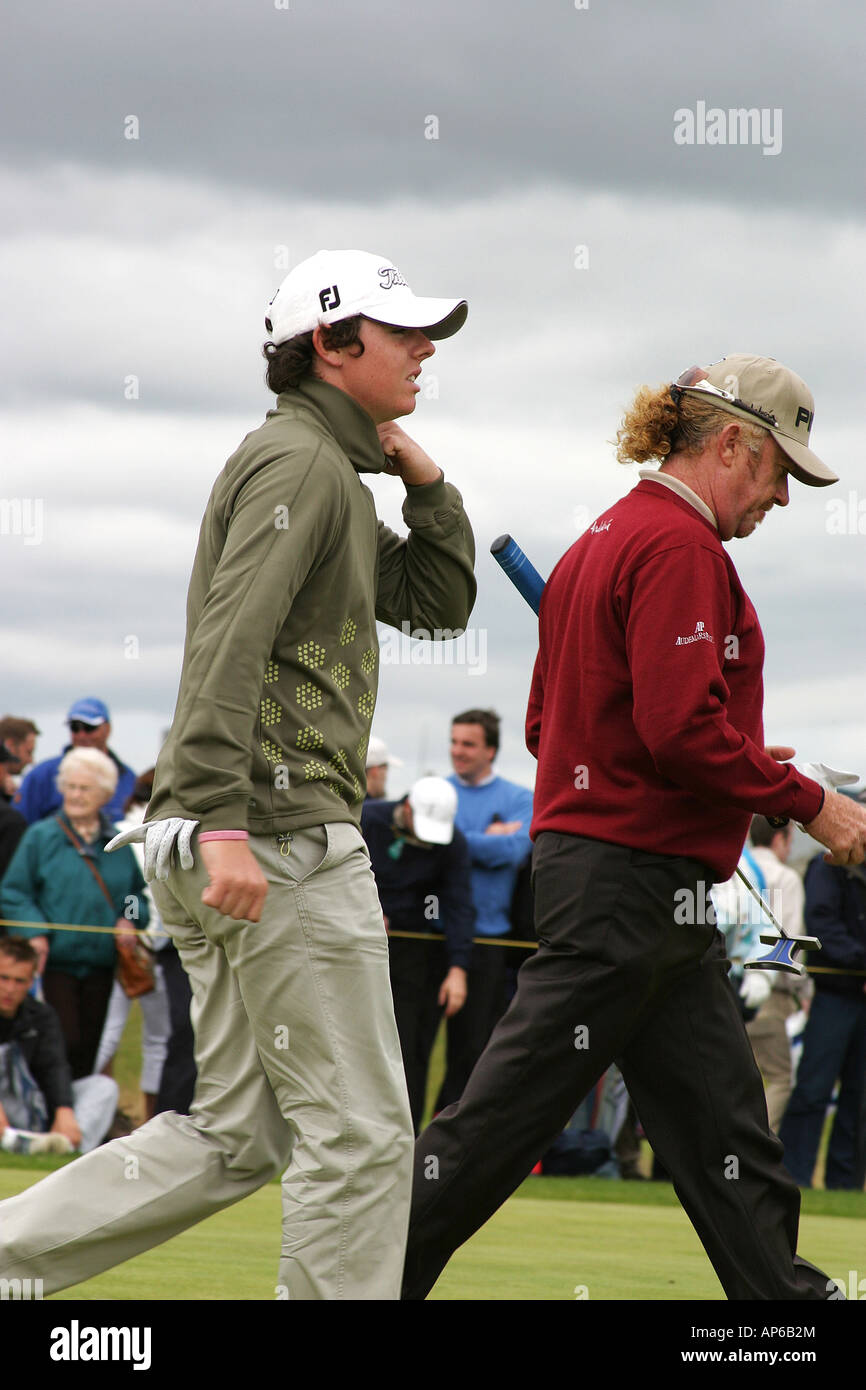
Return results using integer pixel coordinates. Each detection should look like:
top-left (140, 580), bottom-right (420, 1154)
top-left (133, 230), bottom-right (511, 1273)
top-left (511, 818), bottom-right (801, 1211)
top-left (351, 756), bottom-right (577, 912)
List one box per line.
top-left (490, 534), bottom-right (545, 616)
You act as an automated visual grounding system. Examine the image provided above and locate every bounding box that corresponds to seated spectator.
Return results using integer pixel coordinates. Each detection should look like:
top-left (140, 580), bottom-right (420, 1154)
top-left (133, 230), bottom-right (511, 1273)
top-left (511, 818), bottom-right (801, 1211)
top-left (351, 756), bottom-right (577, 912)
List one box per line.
top-left (14, 698), bottom-right (135, 826)
top-left (0, 747), bottom-right (148, 1079)
top-left (362, 777), bottom-right (474, 1133)
top-left (780, 854), bottom-right (866, 1189)
top-left (0, 937), bottom-right (118, 1153)
top-left (94, 772), bottom-right (171, 1124)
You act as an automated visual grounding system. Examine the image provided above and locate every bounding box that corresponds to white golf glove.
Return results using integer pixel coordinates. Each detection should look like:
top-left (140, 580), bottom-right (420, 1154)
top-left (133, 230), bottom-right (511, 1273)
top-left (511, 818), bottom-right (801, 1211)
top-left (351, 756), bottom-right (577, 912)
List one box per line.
top-left (739, 969), bottom-right (772, 1011)
top-left (794, 761), bottom-right (860, 830)
top-left (105, 818), bottom-right (199, 882)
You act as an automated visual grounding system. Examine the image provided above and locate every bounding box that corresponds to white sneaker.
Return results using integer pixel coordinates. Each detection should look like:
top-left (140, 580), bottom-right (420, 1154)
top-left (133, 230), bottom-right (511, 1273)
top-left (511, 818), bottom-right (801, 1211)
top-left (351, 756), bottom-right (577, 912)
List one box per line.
top-left (6, 1130), bottom-right (74, 1156)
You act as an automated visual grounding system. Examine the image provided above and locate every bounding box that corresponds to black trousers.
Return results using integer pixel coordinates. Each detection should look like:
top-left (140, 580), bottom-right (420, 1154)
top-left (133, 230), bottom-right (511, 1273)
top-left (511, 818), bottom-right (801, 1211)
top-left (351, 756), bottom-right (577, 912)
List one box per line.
top-left (42, 967), bottom-right (114, 1080)
top-left (389, 936), bottom-right (449, 1134)
top-left (402, 834), bottom-right (836, 1301)
top-left (153, 943), bottom-right (196, 1116)
top-left (435, 939), bottom-right (508, 1113)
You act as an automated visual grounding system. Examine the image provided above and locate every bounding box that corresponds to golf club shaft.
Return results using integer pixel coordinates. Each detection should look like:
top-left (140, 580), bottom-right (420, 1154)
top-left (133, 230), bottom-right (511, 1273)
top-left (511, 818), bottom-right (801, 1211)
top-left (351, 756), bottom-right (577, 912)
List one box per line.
top-left (733, 864), bottom-right (789, 939)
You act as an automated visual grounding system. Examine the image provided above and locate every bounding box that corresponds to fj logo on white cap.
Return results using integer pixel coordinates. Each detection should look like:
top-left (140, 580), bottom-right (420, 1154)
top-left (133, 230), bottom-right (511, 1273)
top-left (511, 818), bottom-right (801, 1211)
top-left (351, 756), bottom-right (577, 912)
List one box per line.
top-left (318, 285), bottom-right (341, 312)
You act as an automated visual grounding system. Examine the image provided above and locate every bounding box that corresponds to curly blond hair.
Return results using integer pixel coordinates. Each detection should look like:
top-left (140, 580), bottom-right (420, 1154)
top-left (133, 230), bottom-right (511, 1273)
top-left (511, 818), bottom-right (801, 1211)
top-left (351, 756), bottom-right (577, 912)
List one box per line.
top-left (615, 384), bottom-right (768, 465)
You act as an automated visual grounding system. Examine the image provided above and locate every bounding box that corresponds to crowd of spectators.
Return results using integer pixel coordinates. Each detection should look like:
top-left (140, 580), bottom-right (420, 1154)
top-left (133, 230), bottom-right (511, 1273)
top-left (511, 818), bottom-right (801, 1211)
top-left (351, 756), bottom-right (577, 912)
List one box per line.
top-left (0, 698), bottom-right (188, 1155)
top-left (365, 716), bottom-right (866, 1191)
top-left (0, 695), bottom-right (862, 1190)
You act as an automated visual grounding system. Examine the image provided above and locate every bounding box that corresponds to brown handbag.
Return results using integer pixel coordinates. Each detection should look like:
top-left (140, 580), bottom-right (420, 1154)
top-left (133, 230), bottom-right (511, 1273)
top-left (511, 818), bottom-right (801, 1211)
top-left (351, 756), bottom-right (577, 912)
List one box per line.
top-left (113, 935), bottom-right (157, 1000)
top-left (56, 818), bottom-right (155, 999)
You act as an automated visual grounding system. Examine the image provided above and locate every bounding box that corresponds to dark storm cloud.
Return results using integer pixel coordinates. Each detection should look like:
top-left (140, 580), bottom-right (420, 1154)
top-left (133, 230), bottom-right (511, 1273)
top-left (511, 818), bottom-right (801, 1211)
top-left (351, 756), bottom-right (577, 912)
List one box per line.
top-left (3, 0), bottom-right (862, 211)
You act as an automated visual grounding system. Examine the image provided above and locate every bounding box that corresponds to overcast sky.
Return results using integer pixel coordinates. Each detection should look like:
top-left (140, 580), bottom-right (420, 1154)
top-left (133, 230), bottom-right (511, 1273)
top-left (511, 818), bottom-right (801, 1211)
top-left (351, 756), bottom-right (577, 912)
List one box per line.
top-left (2, 0), bottom-right (864, 814)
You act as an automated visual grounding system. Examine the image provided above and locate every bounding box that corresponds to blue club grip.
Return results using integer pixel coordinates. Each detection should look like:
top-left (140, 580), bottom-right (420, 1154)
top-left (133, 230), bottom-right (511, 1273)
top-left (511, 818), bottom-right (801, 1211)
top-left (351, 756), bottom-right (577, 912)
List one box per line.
top-left (490, 534), bottom-right (546, 616)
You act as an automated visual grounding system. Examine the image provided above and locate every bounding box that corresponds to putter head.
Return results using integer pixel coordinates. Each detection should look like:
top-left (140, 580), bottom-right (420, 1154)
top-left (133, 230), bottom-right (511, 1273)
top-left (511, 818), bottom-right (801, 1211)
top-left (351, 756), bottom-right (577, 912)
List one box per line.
top-left (744, 933), bottom-right (821, 977)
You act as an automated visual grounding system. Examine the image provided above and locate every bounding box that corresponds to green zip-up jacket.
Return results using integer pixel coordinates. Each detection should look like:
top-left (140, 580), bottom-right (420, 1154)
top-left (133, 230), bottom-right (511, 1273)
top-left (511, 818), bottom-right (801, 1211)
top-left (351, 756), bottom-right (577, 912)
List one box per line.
top-left (148, 378), bottom-right (476, 835)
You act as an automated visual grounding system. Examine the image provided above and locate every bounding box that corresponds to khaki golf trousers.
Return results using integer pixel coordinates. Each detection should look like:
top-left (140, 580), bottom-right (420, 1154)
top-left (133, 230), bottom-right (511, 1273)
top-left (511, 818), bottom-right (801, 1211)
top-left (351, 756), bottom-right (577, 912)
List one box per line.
top-left (0, 823), bottom-right (414, 1299)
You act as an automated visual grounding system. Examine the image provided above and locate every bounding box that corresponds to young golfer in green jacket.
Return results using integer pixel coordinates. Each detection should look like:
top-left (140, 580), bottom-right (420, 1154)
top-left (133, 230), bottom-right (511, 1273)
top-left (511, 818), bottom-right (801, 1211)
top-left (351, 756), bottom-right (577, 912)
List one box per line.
top-left (0, 249), bottom-right (475, 1300)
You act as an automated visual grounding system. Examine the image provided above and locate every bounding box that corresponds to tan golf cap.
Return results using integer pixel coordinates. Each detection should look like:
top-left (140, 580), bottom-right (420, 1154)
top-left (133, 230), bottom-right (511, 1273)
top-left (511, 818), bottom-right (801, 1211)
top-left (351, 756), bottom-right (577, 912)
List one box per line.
top-left (674, 355), bottom-right (837, 487)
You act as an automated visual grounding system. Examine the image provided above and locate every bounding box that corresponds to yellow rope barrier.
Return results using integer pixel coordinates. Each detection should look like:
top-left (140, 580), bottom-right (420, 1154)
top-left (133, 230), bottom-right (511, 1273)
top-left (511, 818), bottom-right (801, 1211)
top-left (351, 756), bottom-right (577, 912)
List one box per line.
top-left (387, 930), bottom-right (866, 974)
top-left (386, 929), bottom-right (537, 949)
top-left (0, 918), bottom-right (170, 940)
top-left (1, 920), bottom-right (862, 975)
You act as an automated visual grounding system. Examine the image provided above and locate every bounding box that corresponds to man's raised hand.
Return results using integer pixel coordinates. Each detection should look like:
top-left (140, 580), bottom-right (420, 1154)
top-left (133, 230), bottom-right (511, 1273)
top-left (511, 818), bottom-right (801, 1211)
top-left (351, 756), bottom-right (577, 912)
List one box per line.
top-left (377, 422), bottom-right (442, 486)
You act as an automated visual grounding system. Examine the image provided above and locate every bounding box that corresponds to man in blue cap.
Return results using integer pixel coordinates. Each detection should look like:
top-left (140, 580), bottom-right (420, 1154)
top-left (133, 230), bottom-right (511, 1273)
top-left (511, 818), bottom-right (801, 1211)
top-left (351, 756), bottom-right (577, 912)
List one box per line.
top-left (14, 699), bottom-right (136, 826)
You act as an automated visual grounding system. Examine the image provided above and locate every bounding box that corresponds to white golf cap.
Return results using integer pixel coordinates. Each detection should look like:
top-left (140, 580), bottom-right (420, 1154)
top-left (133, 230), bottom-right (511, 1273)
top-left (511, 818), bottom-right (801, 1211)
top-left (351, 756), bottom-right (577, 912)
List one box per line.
top-left (366, 736), bottom-right (403, 770)
top-left (265, 249), bottom-right (468, 346)
top-left (408, 776), bottom-right (457, 845)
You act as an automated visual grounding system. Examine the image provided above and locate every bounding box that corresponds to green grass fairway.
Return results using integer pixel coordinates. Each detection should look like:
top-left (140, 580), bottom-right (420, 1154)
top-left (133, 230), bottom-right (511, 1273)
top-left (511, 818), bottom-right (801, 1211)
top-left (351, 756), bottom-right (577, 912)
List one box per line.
top-left (429, 1195), bottom-right (859, 1301)
top-left (1, 1168), bottom-right (861, 1300)
top-left (5, 998), bottom-right (860, 1301)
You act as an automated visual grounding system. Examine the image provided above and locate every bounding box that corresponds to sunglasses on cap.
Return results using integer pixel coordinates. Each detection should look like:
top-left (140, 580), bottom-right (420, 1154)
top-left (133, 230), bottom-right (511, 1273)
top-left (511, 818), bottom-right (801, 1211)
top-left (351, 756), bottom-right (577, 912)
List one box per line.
top-left (671, 366), bottom-right (779, 429)
top-left (69, 720), bottom-right (103, 734)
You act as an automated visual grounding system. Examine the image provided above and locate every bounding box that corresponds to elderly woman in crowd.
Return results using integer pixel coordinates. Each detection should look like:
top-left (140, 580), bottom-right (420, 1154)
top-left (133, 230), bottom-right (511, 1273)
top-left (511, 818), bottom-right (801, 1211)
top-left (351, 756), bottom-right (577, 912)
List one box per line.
top-left (0, 747), bottom-right (148, 1079)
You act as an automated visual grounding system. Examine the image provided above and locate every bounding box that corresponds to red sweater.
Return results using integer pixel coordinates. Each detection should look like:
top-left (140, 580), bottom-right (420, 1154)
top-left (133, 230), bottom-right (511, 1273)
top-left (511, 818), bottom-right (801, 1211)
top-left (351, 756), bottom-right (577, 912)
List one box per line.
top-left (526, 479), bottom-right (823, 881)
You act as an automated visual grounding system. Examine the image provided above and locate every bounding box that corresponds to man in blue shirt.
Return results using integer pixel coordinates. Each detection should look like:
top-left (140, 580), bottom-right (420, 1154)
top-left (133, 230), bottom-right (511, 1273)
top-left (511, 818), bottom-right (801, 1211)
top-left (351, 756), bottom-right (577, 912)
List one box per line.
top-left (436, 708), bottom-right (533, 1110)
top-left (14, 698), bottom-right (136, 827)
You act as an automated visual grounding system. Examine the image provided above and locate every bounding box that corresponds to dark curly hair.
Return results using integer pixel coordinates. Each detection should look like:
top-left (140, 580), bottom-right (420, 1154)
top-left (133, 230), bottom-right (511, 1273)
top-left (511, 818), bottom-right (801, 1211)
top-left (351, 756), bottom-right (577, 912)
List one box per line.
top-left (262, 316), bottom-right (366, 394)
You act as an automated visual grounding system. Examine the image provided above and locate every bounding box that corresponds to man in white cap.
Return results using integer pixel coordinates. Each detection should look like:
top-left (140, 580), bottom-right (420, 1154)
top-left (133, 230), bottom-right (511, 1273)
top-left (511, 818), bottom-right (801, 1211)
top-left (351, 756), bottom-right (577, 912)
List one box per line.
top-left (404, 354), bottom-right (866, 1301)
top-left (0, 250), bottom-right (475, 1301)
top-left (362, 777), bottom-right (474, 1133)
top-left (365, 734), bottom-right (403, 801)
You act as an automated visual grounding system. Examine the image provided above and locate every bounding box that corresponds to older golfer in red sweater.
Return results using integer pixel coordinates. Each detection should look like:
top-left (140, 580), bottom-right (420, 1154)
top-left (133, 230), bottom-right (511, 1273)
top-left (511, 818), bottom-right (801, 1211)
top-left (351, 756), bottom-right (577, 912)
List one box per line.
top-left (403, 354), bottom-right (866, 1302)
